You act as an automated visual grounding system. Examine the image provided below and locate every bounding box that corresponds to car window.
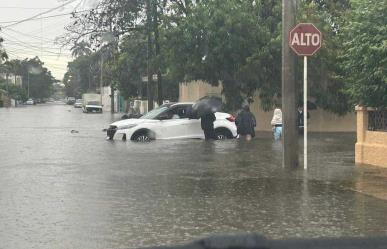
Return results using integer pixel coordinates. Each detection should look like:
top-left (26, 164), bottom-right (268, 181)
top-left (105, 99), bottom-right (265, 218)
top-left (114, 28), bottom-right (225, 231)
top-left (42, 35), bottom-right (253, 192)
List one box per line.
top-left (140, 106), bottom-right (169, 119)
top-left (168, 105), bottom-right (191, 119)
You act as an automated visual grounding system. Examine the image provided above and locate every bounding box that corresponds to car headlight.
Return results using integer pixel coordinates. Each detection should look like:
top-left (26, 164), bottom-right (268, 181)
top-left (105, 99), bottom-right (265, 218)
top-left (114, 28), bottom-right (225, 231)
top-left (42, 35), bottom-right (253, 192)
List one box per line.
top-left (117, 124), bottom-right (138, 130)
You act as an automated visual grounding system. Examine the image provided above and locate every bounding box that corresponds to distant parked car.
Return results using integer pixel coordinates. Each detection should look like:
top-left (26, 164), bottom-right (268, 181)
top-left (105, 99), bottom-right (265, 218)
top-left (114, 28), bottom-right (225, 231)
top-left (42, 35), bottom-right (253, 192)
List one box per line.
top-left (66, 97), bottom-right (76, 105)
top-left (26, 99), bottom-right (34, 105)
top-left (74, 99), bottom-right (83, 108)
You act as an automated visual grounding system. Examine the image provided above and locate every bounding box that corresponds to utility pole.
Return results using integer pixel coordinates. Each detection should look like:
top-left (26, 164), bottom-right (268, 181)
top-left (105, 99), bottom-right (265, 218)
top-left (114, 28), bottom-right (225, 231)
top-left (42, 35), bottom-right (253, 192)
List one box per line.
top-left (100, 54), bottom-right (103, 105)
top-left (282, 0), bottom-right (299, 168)
top-left (153, 0), bottom-right (163, 106)
top-left (110, 23), bottom-right (115, 114)
top-left (5, 71), bottom-right (9, 93)
top-left (146, 0), bottom-right (154, 111)
top-left (27, 71), bottom-right (30, 99)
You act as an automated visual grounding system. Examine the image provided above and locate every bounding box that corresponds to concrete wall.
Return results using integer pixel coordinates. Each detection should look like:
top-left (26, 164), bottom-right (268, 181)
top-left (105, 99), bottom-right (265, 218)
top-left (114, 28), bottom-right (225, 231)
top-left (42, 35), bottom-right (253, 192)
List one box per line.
top-left (102, 86), bottom-right (123, 113)
top-left (179, 81), bottom-right (356, 132)
top-left (179, 80), bottom-right (222, 102)
top-left (0, 90), bottom-right (11, 107)
top-left (355, 106), bottom-right (387, 168)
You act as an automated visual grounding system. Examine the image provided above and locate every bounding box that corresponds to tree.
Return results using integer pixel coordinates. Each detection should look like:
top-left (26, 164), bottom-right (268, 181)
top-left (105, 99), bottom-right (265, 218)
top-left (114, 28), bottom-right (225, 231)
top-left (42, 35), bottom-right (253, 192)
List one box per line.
top-left (163, 0), bottom-right (282, 110)
top-left (71, 41), bottom-right (92, 57)
top-left (342, 0), bottom-right (387, 108)
top-left (0, 35), bottom-right (7, 62)
top-left (19, 57), bottom-right (57, 99)
top-left (63, 53), bottom-right (100, 97)
top-left (297, 0), bottom-right (353, 115)
top-left (0, 82), bottom-right (27, 102)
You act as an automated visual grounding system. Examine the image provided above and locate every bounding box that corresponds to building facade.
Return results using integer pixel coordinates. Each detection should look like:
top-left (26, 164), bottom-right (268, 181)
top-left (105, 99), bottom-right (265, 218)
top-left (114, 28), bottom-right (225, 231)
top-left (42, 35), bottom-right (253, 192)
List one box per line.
top-left (0, 73), bottom-right (23, 86)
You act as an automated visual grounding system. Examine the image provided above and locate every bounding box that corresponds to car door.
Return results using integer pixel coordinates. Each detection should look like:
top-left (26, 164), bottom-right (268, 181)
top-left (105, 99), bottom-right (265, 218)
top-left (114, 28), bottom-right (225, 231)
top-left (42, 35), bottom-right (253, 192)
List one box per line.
top-left (179, 104), bottom-right (203, 138)
top-left (156, 106), bottom-right (193, 139)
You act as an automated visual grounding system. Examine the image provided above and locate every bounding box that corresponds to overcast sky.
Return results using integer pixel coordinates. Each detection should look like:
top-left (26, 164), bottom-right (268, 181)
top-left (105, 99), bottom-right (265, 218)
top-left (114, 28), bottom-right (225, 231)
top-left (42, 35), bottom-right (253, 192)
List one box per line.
top-left (0, 0), bottom-right (97, 80)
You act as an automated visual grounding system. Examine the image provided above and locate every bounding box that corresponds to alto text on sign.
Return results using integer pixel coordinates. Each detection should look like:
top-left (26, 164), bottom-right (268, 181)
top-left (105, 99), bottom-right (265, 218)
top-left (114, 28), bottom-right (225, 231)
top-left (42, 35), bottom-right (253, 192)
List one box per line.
top-left (289, 23), bottom-right (322, 56)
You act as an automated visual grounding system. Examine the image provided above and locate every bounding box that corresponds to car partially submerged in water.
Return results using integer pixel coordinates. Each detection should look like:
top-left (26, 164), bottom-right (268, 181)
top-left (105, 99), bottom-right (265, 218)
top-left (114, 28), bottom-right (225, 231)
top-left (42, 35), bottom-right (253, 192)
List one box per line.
top-left (106, 102), bottom-right (237, 141)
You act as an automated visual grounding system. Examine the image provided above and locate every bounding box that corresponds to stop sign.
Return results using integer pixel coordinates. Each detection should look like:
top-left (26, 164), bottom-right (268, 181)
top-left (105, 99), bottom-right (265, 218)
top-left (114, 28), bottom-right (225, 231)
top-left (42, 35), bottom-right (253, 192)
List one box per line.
top-left (289, 23), bottom-right (322, 56)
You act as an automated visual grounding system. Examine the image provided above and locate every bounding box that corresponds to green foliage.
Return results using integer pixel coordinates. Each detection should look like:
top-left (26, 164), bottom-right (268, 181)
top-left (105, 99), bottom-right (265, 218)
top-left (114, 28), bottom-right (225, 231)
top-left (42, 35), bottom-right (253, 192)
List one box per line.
top-left (114, 31), bottom-right (147, 99)
top-left (63, 53), bottom-right (100, 98)
top-left (0, 36), bottom-right (7, 62)
top-left (63, 0), bottom-right (386, 112)
top-left (164, 0), bottom-right (282, 110)
top-left (0, 58), bottom-right (56, 100)
top-left (342, 0), bottom-right (387, 108)
top-left (0, 82), bottom-right (27, 101)
top-left (297, 0), bottom-right (353, 115)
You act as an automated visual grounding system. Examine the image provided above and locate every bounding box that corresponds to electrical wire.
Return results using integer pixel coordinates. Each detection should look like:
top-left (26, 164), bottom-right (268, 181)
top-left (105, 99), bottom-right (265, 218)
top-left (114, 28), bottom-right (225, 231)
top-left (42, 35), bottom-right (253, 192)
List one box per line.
top-left (5, 28), bottom-right (59, 43)
top-left (0, 0), bottom-right (79, 28)
top-left (0, 7), bottom-right (52, 10)
top-left (1, 31), bottom-right (70, 55)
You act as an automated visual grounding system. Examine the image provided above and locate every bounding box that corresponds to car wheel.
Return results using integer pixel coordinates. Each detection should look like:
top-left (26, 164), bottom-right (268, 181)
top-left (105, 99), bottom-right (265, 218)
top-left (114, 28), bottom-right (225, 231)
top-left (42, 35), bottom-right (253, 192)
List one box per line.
top-left (132, 130), bottom-right (154, 142)
top-left (135, 134), bottom-right (151, 142)
top-left (215, 129), bottom-right (232, 140)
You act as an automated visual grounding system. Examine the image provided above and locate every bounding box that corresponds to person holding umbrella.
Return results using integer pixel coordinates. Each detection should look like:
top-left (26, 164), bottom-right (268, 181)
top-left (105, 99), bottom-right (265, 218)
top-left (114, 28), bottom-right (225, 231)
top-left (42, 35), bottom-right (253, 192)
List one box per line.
top-left (192, 96), bottom-right (222, 140)
top-left (201, 112), bottom-right (217, 140)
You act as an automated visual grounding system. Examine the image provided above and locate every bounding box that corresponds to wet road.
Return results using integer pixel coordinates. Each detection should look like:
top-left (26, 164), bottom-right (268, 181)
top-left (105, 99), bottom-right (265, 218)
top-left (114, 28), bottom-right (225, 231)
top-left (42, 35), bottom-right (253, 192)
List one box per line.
top-left (1, 104), bottom-right (387, 249)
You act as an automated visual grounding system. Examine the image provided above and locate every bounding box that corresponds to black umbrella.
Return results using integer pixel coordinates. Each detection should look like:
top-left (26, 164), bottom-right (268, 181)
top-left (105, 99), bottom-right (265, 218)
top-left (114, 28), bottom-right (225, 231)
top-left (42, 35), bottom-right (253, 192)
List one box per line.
top-left (192, 96), bottom-right (223, 117)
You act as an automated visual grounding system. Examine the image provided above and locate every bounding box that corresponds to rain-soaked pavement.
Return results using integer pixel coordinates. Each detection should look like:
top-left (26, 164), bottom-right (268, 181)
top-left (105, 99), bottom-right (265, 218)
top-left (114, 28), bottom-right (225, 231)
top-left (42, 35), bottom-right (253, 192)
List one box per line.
top-left (1, 104), bottom-right (387, 249)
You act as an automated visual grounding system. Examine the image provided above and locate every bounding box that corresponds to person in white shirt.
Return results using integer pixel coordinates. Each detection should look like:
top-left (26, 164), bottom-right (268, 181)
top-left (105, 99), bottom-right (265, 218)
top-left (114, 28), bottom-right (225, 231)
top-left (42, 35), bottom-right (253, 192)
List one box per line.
top-left (270, 105), bottom-right (283, 140)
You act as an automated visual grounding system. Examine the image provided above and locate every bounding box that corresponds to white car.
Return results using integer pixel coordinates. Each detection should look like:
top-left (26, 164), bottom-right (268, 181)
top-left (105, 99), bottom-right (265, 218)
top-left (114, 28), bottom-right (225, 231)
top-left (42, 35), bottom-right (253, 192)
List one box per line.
top-left (26, 99), bottom-right (34, 105)
top-left (106, 102), bottom-right (237, 141)
top-left (74, 99), bottom-right (83, 108)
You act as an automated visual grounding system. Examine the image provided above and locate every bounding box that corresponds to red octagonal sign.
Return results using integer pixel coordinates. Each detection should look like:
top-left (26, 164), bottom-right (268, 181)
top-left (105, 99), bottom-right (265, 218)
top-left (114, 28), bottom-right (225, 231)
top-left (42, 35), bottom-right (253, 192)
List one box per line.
top-left (289, 23), bottom-right (322, 56)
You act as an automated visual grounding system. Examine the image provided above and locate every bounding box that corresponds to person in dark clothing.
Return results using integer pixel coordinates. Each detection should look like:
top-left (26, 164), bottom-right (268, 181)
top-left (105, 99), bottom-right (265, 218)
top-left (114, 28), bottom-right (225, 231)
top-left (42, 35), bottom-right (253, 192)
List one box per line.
top-left (236, 105), bottom-right (256, 141)
top-left (201, 112), bottom-right (216, 140)
top-left (297, 106), bottom-right (310, 134)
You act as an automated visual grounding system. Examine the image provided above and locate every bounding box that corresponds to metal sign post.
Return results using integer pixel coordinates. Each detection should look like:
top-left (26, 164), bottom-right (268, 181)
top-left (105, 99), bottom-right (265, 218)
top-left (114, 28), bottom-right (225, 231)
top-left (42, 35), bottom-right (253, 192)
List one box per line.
top-left (303, 56), bottom-right (308, 169)
top-left (289, 23), bottom-right (322, 170)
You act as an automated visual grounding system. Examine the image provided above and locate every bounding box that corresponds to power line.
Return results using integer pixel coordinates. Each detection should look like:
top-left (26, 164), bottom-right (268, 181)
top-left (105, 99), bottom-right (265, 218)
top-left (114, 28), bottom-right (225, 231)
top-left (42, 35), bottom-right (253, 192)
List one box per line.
top-left (5, 28), bottom-right (58, 43)
top-left (0, 9), bottom-right (92, 25)
top-left (1, 32), bottom-right (70, 56)
top-left (1, 0), bottom-right (79, 28)
top-left (5, 28), bottom-right (61, 43)
top-left (0, 7), bottom-right (55, 10)
top-left (3, 41), bottom-right (71, 53)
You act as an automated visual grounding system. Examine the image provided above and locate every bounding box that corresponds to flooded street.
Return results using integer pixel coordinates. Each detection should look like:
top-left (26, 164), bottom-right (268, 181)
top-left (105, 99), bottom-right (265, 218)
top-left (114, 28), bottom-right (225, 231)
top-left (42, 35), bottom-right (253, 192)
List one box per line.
top-left (1, 104), bottom-right (387, 249)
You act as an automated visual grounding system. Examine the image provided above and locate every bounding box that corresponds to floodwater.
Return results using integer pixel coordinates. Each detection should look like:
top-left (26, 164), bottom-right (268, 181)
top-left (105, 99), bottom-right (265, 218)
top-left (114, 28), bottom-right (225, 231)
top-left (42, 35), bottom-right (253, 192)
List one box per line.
top-left (0, 104), bottom-right (387, 249)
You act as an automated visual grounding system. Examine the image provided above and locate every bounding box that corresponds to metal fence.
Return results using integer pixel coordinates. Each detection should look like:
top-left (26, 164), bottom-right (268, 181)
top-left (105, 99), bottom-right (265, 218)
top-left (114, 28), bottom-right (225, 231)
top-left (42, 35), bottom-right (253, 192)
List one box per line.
top-left (368, 109), bottom-right (387, 132)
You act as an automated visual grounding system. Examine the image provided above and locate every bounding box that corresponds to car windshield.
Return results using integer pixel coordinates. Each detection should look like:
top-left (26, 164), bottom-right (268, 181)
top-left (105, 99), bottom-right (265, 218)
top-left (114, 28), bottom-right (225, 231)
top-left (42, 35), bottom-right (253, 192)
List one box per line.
top-left (140, 106), bottom-right (169, 119)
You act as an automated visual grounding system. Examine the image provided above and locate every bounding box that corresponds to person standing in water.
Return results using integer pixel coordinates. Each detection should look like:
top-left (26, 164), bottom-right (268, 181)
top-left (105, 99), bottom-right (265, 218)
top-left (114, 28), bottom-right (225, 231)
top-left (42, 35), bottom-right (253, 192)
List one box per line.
top-left (236, 105), bottom-right (256, 141)
top-left (201, 112), bottom-right (216, 140)
top-left (271, 104), bottom-right (283, 140)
